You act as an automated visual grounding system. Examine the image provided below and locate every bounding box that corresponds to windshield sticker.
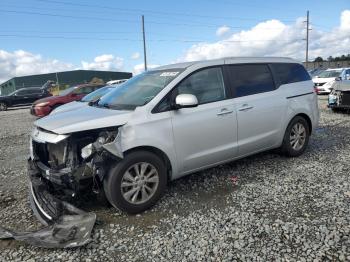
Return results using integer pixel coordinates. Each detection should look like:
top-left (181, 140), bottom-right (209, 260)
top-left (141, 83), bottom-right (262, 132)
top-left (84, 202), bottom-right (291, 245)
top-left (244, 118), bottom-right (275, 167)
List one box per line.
top-left (160, 72), bottom-right (179, 77)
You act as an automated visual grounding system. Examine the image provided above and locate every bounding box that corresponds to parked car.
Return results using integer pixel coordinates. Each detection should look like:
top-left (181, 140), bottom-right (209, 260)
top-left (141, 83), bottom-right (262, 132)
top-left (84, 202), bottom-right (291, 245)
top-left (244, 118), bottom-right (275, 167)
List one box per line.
top-left (308, 68), bottom-right (325, 78)
top-left (30, 84), bottom-right (105, 117)
top-left (50, 84), bottom-right (123, 115)
top-left (328, 80), bottom-right (350, 111)
top-left (28, 57), bottom-right (318, 224)
top-left (313, 68), bottom-right (350, 94)
top-left (0, 88), bottom-right (51, 111)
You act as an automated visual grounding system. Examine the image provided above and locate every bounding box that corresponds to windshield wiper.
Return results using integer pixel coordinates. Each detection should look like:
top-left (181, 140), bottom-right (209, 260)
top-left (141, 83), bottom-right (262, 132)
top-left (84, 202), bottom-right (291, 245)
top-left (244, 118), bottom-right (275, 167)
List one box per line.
top-left (100, 103), bottom-right (110, 109)
top-left (88, 98), bottom-right (101, 106)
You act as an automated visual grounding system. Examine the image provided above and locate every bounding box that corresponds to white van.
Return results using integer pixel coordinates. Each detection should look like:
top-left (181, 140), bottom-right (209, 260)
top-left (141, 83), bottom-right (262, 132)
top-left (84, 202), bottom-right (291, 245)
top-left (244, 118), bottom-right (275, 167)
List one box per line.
top-left (28, 57), bottom-right (319, 223)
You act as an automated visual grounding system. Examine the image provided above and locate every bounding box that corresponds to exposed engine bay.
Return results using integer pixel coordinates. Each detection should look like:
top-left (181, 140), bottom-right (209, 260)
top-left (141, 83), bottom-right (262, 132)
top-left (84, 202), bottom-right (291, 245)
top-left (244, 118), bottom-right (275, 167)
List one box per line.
top-left (0, 126), bottom-right (123, 248)
top-left (30, 126), bottom-right (121, 201)
top-left (328, 80), bottom-right (350, 110)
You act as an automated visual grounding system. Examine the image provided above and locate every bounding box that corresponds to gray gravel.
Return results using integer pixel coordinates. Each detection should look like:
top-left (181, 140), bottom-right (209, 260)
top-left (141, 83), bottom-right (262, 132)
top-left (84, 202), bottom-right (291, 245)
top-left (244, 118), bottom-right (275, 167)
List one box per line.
top-left (0, 98), bottom-right (350, 261)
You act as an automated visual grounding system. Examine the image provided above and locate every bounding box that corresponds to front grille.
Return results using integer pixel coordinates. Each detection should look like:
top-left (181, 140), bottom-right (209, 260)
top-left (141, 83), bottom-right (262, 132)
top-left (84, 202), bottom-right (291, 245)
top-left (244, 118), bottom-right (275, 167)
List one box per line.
top-left (340, 92), bottom-right (350, 106)
top-left (47, 140), bottom-right (68, 169)
top-left (33, 141), bottom-right (49, 166)
top-left (33, 140), bottom-right (68, 169)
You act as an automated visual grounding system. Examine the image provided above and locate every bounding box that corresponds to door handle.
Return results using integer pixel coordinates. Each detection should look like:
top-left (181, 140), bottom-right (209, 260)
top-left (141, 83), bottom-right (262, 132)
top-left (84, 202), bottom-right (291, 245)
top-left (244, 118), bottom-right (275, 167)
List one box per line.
top-left (217, 108), bottom-right (233, 116)
top-left (238, 104), bottom-right (254, 112)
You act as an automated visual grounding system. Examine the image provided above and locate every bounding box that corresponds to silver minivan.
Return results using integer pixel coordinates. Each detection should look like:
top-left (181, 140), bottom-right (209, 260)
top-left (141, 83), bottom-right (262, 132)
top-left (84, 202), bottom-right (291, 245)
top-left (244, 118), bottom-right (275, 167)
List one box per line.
top-left (28, 57), bottom-right (319, 223)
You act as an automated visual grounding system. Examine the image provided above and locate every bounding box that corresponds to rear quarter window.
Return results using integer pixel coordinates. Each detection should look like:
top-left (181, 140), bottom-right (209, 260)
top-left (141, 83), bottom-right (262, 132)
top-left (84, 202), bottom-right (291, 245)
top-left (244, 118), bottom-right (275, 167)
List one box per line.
top-left (270, 63), bottom-right (311, 86)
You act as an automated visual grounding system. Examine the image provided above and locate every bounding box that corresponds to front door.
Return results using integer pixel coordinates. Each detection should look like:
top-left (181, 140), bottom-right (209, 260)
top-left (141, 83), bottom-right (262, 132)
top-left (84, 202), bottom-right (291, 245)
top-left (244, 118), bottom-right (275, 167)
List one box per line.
top-left (170, 67), bottom-right (238, 174)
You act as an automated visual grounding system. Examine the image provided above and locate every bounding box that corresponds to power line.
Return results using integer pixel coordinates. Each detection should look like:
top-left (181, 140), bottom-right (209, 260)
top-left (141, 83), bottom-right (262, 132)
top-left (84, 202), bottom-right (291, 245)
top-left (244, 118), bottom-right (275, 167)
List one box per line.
top-left (0, 9), bottom-right (290, 29)
top-left (33, 0), bottom-right (296, 23)
top-left (0, 33), bottom-right (293, 43)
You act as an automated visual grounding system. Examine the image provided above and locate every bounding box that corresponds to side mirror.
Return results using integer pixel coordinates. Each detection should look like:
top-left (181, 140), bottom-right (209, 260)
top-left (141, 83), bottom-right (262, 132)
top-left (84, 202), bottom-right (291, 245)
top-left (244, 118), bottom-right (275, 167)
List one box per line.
top-left (335, 77), bottom-right (342, 81)
top-left (175, 94), bottom-right (198, 109)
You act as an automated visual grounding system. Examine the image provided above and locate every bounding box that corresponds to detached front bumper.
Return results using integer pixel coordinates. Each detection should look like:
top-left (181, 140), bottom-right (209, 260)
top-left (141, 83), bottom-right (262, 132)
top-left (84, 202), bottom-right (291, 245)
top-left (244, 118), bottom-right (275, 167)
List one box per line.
top-left (28, 159), bottom-right (69, 223)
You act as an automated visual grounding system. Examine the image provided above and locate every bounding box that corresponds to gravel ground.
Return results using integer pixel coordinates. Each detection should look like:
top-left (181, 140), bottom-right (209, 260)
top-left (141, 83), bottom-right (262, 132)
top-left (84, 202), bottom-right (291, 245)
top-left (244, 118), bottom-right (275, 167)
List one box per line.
top-left (0, 98), bottom-right (350, 261)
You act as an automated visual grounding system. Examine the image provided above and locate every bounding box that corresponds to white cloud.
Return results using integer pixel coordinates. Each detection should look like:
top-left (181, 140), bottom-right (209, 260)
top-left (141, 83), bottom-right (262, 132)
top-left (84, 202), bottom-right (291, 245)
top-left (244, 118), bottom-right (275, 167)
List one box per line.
top-left (131, 52), bottom-right (141, 60)
top-left (0, 49), bottom-right (74, 83)
top-left (81, 54), bottom-right (124, 71)
top-left (133, 63), bottom-right (159, 75)
top-left (180, 10), bottom-right (350, 62)
top-left (0, 51), bottom-right (127, 83)
top-left (340, 10), bottom-right (350, 31)
top-left (216, 25), bottom-right (231, 37)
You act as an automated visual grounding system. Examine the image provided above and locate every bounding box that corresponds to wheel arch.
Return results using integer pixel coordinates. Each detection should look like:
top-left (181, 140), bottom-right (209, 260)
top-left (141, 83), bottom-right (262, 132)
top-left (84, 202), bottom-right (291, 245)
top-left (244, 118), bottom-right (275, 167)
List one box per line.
top-left (124, 146), bottom-right (173, 181)
top-left (294, 113), bottom-right (312, 134)
top-left (0, 100), bottom-right (9, 106)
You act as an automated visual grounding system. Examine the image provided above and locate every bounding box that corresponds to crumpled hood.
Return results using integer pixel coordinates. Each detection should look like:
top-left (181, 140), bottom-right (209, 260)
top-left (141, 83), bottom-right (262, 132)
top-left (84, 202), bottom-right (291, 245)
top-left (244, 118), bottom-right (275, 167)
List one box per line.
top-left (313, 77), bottom-right (335, 84)
top-left (50, 101), bottom-right (87, 115)
top-left (35, 105), bottom-right (132, 134)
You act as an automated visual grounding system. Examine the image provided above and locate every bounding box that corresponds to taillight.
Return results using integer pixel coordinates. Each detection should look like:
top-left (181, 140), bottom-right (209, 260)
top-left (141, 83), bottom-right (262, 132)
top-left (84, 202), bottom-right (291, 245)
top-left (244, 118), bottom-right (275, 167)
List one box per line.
top-left (313, 86), bottom-right (318, 94)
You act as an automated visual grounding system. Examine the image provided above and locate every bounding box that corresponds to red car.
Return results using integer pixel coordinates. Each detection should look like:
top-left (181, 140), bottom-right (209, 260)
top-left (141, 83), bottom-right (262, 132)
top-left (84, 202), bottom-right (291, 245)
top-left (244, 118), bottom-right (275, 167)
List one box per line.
top-left (31, 84), bottom-right (104, 117)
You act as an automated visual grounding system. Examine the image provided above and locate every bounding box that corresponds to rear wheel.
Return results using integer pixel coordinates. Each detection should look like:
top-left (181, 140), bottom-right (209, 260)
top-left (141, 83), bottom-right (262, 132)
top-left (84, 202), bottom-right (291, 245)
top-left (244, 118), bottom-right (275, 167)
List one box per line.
top-left (104, 151), bottom-right (167, 214)
top-left (281, 116), bottom-right (310, 157)
top-left (0, 102), bottom-right (8, 111)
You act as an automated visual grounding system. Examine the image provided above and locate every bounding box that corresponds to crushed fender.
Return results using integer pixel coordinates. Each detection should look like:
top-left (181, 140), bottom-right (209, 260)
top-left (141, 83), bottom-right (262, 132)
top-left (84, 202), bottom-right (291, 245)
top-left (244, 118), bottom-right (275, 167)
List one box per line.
top-left (0, 201), bottom-right (96, 248)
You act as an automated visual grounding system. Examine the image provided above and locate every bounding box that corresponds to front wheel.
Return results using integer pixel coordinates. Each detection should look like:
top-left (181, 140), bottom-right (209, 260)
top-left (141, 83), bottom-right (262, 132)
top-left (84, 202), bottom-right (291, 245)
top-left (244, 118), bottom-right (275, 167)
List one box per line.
top-left (0, 102), bottom-right (8, 111)
top-left (103, 151), bottom-right (167, 214)
top-left (281, 116), bottom-right (310, 157)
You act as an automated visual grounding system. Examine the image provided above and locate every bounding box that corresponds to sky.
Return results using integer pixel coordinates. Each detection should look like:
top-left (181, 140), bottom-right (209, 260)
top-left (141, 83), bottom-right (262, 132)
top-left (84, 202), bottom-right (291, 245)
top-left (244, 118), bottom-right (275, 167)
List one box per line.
top-left (0, 0), bottom-right (349, 83)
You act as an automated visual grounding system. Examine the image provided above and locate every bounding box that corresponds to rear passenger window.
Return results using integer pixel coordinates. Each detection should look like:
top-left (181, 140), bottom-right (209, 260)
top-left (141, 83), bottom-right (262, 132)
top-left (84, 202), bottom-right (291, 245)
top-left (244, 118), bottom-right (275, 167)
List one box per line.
top-left (270, 63), bottom-right (311, 85)
top-left (228, 64), bottom-right (275, 97)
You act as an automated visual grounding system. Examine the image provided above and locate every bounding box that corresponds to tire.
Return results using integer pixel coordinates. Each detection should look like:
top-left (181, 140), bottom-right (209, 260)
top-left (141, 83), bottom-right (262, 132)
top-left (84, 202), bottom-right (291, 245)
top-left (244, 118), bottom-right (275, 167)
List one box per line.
top-left (0, 102), bottom-right (8, 111)
top-left (280, 116), bottom-right (310, 157)
top-left (104, 151), bottom-right (167, 214)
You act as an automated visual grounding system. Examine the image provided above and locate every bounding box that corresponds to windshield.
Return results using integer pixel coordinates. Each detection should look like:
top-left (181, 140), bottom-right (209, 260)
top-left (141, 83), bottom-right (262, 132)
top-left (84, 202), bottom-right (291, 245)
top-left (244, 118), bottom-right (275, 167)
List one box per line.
top-left (318, 70), bottom-right (342, 78)
top-left (81, 86), bottom-right (115, 102)
top-left (59, 86), bottom-right (76, 96)
top-left (97, 69), bottom-right (182, 110)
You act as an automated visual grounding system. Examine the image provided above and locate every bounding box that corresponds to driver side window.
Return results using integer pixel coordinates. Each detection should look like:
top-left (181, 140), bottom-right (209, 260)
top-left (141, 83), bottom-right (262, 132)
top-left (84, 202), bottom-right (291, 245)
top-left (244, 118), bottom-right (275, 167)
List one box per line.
top-left (155, 67), bottom-right (227, 113)
top-left (176, 67), bottom-right (226, 105)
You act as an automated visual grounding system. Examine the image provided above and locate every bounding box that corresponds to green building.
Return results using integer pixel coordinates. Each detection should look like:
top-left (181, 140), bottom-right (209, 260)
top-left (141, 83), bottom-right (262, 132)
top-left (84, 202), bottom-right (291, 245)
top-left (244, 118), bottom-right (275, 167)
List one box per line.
top-left (0, 70), bottom-right (132, 95)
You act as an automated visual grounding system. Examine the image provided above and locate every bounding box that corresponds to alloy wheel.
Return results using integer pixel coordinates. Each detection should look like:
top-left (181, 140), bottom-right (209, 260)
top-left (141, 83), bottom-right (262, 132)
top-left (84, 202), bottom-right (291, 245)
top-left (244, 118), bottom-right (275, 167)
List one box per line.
top-left (120, 162), bottom-right (159, 205)
top-left (290, 123), bottom-right (307, 151)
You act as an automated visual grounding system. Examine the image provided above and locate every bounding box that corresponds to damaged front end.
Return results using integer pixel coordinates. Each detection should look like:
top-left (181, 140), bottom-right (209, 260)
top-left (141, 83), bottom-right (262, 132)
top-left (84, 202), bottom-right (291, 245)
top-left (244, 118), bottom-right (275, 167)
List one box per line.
top-left (328, 81), bottom-right (350, 110)
top-left (28, 126), bottom-right (122, 222)
top-left (0, 125), bottom-right (123, 248)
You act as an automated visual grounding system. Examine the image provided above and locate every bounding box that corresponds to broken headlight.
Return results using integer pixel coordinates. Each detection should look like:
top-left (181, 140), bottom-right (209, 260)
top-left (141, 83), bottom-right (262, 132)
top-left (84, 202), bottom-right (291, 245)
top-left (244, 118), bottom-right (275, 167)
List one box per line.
top-left (81, 130), bottom-right (117, 159)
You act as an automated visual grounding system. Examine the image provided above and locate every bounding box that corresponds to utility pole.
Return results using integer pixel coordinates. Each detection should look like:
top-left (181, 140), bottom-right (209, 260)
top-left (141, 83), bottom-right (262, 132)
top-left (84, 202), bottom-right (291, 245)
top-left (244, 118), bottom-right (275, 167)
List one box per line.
top-left (142, 15), bottom-right (148, 71)
top-left (55, 72), bottom-right (59, 87)
top-left (305, 10), bottom-right (310, 68)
